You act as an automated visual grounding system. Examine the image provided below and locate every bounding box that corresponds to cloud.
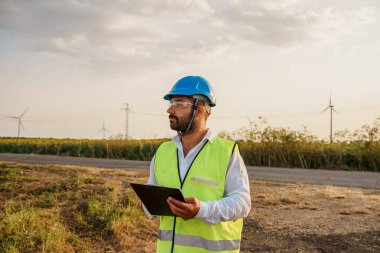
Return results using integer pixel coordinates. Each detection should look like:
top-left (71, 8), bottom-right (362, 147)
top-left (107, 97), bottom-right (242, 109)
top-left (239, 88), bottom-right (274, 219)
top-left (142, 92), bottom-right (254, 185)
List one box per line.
top-left (209, 0), bottom-right (379, 47)
top-left (1, 0), bottom-right (378, 76)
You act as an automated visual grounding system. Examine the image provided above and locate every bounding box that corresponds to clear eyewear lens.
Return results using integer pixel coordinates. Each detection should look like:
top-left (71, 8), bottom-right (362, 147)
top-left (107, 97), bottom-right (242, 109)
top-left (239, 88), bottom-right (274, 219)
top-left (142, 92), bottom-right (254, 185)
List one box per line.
top-left (169, 101), bottom-right (193, 108)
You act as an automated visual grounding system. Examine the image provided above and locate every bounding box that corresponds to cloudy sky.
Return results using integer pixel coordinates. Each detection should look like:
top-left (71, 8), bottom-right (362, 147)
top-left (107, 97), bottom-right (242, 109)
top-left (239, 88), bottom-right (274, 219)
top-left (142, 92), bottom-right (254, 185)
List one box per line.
top-left (1, 0), bottom-right (379, 139)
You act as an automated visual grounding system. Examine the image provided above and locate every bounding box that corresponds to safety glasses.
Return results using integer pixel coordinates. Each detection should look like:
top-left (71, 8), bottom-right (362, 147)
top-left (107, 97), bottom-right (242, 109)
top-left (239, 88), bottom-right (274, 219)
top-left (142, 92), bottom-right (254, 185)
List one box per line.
top-left (168, 100), bottom-right (193, 109)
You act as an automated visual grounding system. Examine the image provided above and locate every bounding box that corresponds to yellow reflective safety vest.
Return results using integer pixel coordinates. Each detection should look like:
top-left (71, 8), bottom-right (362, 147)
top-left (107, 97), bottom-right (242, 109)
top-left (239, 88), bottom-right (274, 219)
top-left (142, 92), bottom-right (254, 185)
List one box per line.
top-left (154, 137), bottom-right (243, 253)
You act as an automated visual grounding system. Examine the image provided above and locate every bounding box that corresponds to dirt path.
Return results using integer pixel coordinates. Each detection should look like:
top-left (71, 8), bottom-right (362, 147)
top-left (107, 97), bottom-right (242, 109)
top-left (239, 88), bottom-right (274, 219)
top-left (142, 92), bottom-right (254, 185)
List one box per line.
top-left (1, 153), bottom-right (379, 188)
top-left (242, 180), bottom-right (380, 252)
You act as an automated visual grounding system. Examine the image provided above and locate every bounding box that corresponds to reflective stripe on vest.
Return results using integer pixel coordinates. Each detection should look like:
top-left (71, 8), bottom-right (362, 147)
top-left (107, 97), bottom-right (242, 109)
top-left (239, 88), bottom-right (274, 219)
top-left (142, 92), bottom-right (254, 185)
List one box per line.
top-left (158, 230), bottom-right (241, 251)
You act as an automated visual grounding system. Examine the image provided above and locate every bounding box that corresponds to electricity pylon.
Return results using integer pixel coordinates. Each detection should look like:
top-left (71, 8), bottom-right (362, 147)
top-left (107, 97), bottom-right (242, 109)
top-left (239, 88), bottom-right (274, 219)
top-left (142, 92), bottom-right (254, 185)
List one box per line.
top-left (121, 103), bottom-right (131, 139)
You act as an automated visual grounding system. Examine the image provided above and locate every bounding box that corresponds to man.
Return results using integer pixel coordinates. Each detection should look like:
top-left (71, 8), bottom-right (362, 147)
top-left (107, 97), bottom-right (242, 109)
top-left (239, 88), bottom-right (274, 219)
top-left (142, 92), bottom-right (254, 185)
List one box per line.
top-left (145, 76), bottom-right (251, 253)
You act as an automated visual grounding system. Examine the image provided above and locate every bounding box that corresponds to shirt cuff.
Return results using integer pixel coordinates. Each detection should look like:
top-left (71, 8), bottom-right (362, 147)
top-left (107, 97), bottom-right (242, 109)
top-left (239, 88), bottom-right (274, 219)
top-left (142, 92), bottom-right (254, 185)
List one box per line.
top-left (143, 204), bottom-right (153, 219)
top-left (195, 201), bottom-right (208, 219)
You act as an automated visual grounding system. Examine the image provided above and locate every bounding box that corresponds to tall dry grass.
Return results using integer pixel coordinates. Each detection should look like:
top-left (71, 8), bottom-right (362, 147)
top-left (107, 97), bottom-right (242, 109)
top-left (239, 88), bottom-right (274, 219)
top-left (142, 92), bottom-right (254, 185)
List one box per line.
top-left (0, 138), bottom-right (165, 160)
top-left (221, 117), bottom-right (380, 171)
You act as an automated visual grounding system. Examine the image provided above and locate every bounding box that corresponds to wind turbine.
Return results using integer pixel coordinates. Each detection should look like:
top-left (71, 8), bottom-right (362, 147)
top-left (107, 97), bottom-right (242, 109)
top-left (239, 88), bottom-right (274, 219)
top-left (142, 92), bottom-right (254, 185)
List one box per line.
top-left (98, 120), bottom-right (110, 139)
top-left (5, 108), bottom-right (28, 138)
top-left (321, 94), bottom-right (338, 144)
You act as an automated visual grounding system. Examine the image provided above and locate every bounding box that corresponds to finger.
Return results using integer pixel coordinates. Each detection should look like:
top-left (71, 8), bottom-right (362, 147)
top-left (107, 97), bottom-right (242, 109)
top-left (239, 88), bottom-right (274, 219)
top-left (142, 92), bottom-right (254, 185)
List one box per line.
top-left (168, 197), bottom-right (190, 209)
top-left (167, 199), bottom-right (188, 218)
top-left (167, 198), bottom-right (187, 213)
top-left (184, 197), bottom-right (196, 204)
top-left (168, 203), bottom-right (191, 218)
top-left (169, 200), bottom-right (198, 221)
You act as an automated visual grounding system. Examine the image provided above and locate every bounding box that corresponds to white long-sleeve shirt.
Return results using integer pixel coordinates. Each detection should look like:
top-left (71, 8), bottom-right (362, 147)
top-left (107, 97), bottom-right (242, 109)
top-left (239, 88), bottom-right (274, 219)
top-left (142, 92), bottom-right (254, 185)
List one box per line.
top-left (144, 129), bottom-right (251, 225)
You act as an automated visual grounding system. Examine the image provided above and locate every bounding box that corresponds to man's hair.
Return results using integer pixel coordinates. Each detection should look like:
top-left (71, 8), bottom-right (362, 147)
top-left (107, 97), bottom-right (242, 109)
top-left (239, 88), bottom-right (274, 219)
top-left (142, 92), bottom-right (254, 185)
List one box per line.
top-left (193, 95), bottom-right (211, 115)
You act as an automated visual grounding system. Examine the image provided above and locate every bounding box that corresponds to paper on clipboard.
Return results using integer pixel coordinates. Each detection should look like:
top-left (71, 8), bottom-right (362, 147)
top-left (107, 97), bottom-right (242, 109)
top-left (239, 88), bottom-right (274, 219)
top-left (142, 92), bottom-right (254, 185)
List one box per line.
top-left (130, 183), bottom-right (185, 216)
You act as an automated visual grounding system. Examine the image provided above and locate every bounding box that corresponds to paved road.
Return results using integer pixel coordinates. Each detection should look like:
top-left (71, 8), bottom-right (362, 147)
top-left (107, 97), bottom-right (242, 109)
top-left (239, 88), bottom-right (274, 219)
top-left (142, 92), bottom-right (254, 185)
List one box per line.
top-left (1, 153), bottom-right (379, 189)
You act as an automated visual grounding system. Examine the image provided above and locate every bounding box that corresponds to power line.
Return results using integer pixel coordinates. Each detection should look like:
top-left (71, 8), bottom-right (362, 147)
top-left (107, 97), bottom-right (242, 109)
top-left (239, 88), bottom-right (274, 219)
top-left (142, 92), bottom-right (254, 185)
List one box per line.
top-left (131, 111), bottom-right (166, 117)
top-left (1, 102), bottom-right (378, 125)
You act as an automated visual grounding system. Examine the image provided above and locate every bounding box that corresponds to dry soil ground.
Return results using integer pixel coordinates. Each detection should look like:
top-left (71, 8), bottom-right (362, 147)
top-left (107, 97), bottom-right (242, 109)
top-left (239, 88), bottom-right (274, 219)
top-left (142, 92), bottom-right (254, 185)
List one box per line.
top-left (134, 176), bottom-right (380, 253)
top-left (1, 162), bottom-right (379, 252)
top-left (139, 180), bottom-right (380, 253)
top-left (241, 180), bottom-right (380, 253)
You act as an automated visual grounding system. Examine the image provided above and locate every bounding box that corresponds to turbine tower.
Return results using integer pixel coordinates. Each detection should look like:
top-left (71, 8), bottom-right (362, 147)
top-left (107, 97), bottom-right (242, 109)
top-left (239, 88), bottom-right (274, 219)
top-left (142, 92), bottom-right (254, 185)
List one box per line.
top-left (5, 108), bottom-right (28, 138)
top-left (98, 120), bottom-right (110, 139)
top-left (321, 94), bottom-right (338, 144)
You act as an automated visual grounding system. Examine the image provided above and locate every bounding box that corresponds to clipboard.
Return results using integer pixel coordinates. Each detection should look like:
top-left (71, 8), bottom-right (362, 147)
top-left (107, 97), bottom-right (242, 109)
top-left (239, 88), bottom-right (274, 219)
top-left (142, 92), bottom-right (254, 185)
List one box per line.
top-left (130, 183), bottom-right (186, 216)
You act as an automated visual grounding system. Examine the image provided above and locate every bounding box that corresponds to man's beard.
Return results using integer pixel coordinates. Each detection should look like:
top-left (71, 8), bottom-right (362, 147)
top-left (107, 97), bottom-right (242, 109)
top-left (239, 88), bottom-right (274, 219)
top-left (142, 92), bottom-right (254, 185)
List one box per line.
top-left (169, 114), bottom-right (197, 134)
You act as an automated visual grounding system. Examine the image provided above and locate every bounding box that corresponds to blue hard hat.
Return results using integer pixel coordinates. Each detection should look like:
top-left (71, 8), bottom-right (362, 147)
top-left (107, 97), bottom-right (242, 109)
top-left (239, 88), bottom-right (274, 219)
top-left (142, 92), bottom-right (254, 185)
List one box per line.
top-left (163, 76), bottom-right (216, 107)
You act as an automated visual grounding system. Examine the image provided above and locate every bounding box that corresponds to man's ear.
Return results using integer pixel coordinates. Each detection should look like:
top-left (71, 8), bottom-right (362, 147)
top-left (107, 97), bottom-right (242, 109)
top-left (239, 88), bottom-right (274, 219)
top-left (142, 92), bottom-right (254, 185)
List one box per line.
top-left (196, 105), bottom-right (205, 116)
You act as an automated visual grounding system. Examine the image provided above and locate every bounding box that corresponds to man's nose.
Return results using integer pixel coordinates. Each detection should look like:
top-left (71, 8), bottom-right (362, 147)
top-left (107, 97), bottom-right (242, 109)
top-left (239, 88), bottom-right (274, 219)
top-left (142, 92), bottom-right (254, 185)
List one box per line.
top-left (167, 106), bottom-right (174, 114)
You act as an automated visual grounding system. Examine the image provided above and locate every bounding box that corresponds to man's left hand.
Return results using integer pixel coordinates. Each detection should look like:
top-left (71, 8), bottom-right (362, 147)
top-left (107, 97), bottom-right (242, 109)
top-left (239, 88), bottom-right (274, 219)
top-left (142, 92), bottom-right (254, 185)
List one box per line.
top-left (167, 197), bottom-right (200, 220)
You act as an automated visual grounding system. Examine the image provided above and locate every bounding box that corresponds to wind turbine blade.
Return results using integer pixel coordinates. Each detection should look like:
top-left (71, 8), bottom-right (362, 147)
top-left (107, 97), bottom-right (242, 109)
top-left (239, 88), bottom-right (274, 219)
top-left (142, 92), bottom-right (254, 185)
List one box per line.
top-left (5, 116), bottom-right (18, 119)
top-left (97, 129), bottom-right (103, 133)
top-left (332, 108), bottom-right (339, 114)
top-left (20, 108), bottom-right (29, 118)
top-left (329, 93), bottom-right (331, 106)
top-left (320, 106), bottom-right (329, 114)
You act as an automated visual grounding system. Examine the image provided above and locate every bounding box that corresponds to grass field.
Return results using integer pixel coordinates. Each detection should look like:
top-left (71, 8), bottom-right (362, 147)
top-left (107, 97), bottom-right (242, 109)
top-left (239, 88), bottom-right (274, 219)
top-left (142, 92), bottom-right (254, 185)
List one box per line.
top-left (1, 162), bottom-right (379, 252)
top-left (0, 162), bottom-right (158, 252)
top-left (1, 136), bottom-right (379, 172)
top-left (1, 117), bottom-right (379, 171)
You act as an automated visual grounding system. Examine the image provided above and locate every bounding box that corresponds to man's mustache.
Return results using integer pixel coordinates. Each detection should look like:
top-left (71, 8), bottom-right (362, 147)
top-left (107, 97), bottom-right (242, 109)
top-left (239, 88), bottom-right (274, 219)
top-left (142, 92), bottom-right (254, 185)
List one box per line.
top-left (169, 115), bottom-right (178, 121)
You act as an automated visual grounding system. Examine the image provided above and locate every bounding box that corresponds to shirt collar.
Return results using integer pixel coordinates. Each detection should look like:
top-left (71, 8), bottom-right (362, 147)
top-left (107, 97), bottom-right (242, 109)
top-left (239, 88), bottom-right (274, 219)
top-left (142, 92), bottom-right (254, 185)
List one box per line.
top-left (172, 129), bottom-right (215, 145)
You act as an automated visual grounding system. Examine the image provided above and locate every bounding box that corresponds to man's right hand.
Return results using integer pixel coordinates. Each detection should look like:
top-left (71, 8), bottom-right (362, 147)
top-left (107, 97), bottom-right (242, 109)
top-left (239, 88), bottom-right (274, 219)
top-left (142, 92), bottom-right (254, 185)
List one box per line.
top-left (167, 196), bottom-right (200, 220)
